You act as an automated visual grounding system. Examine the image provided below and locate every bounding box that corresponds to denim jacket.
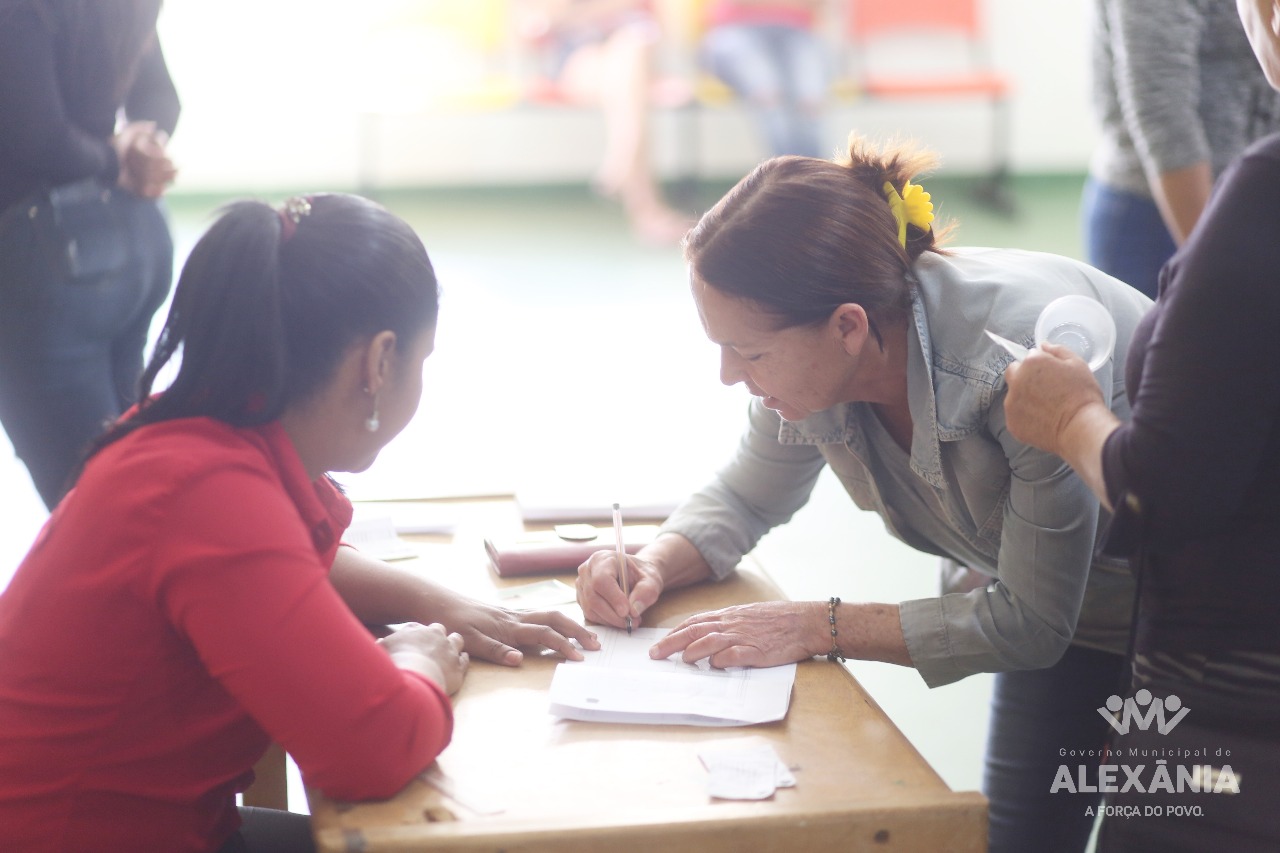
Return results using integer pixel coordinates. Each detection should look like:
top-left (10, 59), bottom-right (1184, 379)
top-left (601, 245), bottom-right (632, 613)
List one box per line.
top-left (662, 248), bottom-right (1154, 687)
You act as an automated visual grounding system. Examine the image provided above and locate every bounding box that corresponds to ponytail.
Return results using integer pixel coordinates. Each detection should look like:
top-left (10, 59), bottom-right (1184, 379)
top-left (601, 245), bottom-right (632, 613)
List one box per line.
top-left (138, 201), bottom-right (289, 426)
top-left (837, 135), bottom-right (945, 263)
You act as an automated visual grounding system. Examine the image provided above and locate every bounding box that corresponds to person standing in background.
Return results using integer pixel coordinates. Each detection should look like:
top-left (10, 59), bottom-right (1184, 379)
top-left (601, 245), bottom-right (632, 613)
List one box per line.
top-left (0, 0), bottom-right (179, 510)
top-left (1083, 0), bottom-right (1280, 299)
top-left (699, 0), bottom-right (830, 158)
top-left (1002, 3), bottom-right (1280, 846)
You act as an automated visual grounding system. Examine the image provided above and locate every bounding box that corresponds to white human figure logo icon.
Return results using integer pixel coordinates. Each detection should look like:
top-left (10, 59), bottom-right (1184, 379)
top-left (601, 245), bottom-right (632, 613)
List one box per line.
top-left (1098, 689), bottom-right (1190, 735)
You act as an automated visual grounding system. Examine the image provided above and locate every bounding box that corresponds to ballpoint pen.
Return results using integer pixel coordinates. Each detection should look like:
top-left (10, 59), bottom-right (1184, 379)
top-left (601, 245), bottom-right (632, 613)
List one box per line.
top-left (612, 502), bottom-right (631, 634)
top-left (984, 328), bottom-right (1029, 361)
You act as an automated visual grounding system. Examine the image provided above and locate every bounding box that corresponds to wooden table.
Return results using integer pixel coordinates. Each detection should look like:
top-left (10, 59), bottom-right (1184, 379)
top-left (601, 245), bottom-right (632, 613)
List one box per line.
top-left (307, 501), bottom-right (987, 852)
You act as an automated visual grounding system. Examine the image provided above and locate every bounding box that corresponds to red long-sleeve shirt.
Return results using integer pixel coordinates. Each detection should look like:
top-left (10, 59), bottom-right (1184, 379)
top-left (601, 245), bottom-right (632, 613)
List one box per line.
top-left (0, 418), bottom-right (453, 852)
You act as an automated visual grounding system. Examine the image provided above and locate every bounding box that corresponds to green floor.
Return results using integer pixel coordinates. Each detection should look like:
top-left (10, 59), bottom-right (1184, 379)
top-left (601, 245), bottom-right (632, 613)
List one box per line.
top-left (166, 172), bottom-right (1088, 275)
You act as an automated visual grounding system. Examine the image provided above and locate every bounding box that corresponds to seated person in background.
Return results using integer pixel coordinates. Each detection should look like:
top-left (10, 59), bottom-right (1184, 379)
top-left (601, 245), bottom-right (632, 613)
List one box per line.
top-left (518, 0), bottom-right (692, 245)
top-left (1003, 3), bottom-right (1280, 848)
top-left (577, 137), bottom-right (1153, 853)
top-left (700, 0), bottom-right (830, 158)
top-left (0, 194), bottom-right (599, 853)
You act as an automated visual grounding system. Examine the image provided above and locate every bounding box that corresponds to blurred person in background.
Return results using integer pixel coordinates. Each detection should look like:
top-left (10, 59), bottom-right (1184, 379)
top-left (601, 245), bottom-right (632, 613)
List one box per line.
top-left (0, 0), bottom-right (180, 510)
top-left (518, 0), bottom-right (692, 245)
top-left (1084, 0), bottom-right (1280, 299)
top-left (699, 0), bottom-right (830, 158)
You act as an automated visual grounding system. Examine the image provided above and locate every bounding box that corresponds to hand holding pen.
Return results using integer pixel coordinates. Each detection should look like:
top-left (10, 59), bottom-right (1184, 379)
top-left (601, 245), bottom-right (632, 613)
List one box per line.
top-left (574, 517), bottom-right (665, 631)
top-left (575, 520), bottom-right (717, 633)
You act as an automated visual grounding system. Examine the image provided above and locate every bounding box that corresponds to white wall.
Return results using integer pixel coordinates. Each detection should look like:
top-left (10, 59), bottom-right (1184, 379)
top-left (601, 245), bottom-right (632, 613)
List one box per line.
top-left (157, 0), bottom-right (1096, 191)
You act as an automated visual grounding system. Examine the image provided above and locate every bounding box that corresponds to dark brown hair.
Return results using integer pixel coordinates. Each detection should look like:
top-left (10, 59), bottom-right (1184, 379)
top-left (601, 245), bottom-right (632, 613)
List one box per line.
top-left (82, 193), bottom-right (440, 466)
top-left (683, 135), bottom-right (947, 347)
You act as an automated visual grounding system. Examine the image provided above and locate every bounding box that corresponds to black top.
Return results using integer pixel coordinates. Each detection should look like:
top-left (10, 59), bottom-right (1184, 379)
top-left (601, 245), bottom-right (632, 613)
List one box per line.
top-left (0, 0), bottom-right (179, 212)
top-left (1103, 133), bottom-right (1280, 657)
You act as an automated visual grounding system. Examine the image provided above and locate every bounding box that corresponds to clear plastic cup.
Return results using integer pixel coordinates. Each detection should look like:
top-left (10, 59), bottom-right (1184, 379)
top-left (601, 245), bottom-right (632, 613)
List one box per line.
top-left (1033, 295), bottom-right (1116, 372)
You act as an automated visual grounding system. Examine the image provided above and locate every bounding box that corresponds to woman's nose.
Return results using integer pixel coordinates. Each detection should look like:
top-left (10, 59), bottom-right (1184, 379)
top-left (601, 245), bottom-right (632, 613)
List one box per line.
top-left (719, 349), bottom-right (745, 387)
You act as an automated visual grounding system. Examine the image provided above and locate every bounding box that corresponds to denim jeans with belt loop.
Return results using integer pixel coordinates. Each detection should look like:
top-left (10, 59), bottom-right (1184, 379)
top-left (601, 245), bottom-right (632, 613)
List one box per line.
top-left (0, 180), bottom-right (173, 509)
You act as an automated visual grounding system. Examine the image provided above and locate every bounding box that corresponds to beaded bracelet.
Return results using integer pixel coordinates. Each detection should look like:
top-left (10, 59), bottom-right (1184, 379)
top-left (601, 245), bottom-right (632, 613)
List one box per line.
top-left (826, 596), bottom-right (847, 663)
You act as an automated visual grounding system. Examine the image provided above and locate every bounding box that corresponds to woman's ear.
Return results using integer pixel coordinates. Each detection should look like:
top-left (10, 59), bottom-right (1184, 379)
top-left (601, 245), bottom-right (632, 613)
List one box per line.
top-left (831, 303), bottom-right (871, 357)
top-left (361, 330), bottom-right (398, 394)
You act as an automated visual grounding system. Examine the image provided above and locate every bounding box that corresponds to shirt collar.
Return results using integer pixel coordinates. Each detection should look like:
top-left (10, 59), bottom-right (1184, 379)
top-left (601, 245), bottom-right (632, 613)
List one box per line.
top-left (256, 421), bottom-right (353, 564)
top-left (779, 282), bottom-right (947, 488)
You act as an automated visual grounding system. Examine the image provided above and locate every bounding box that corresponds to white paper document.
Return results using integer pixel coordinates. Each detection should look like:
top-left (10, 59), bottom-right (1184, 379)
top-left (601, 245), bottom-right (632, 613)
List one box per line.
top-left (342, 516), bottom-right (418, 561)
top-left (548, 627), bottom-right (797, 726)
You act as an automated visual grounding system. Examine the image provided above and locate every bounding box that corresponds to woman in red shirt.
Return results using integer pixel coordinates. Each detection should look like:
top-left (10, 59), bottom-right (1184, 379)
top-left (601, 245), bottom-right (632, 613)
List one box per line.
top-left (0, 194), bottom-right (599, 852)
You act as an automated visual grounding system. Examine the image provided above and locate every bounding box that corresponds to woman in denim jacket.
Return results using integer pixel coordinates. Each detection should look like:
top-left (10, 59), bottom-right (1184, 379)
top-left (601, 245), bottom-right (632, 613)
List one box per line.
top-left (577, 136), bottom-right (1152, 853)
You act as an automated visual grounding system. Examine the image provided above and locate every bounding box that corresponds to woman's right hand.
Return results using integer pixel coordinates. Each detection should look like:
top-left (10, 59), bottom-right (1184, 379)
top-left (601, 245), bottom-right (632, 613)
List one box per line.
top-left (378, 622), bottom-right (469, 695)
top-left (575, 549), bottom-right (664, 629)
top-left (1003, 342), bottom-right (1106, 456)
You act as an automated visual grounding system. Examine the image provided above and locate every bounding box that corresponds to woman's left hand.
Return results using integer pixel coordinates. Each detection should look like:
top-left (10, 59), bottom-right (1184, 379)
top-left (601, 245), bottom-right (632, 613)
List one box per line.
top-left (446, 598), bottom-right (601, 667)
top-left (647, 601), bottom-right (823, 668)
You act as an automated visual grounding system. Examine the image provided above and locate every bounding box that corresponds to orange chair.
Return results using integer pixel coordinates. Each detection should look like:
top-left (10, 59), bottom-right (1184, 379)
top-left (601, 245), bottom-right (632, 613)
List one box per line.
top-left (843, 0), bottom-right (1015, 213)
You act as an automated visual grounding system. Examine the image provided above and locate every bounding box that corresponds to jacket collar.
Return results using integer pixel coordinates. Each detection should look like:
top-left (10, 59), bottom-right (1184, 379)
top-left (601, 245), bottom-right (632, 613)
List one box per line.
top-left (257, 421), bottom-right (353, 563)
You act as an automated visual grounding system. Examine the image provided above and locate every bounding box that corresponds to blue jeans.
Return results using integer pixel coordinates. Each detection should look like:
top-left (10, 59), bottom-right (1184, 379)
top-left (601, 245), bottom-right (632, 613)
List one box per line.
top-left (1081, 178), bottom-right (1176, 300)
top-left (701, 23), bottom-right (828, 158)
top-left (985, 644), bottom-right (1127, 853)
top-left (0, 182), bottom-right (173, 508)
top-left (1099, 714), bottom-right (1280, 851)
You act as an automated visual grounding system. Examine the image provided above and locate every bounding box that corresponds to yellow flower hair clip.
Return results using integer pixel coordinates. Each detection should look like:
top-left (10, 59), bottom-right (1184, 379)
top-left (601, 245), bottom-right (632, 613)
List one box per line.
top-left (882, 180), bottom-right (935, 247)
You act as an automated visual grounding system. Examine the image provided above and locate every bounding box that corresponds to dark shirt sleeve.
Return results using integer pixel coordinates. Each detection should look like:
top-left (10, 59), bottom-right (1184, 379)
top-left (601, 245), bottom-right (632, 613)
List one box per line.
top-left (0, 8), bottom-right (118, 190)
top-left (1102, 136), bottom-right (1280, 546)
top-left (123, 38), bottom-right (180, 137)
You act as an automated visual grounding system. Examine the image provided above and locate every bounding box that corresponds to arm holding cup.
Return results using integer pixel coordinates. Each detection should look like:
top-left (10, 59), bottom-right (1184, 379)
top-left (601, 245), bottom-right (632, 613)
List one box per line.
top-left (1003, 342), bottom-right (1122, 510)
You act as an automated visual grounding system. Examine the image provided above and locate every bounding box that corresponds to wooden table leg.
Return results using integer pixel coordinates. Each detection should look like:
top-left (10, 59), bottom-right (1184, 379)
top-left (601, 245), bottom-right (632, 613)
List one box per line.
top-left (243, 741), bottom-right (289, 811)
